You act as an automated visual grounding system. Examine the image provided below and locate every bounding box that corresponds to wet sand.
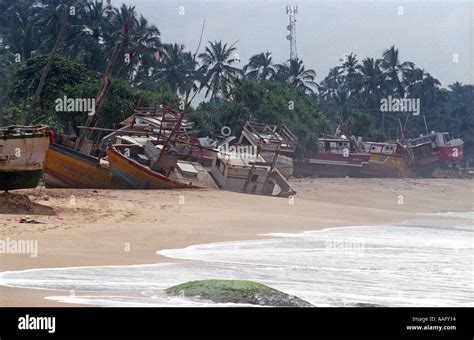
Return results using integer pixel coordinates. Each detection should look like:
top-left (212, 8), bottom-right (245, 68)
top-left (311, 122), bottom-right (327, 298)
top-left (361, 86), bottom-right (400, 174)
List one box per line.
top-left (0, 178), bottom-right (473, 306)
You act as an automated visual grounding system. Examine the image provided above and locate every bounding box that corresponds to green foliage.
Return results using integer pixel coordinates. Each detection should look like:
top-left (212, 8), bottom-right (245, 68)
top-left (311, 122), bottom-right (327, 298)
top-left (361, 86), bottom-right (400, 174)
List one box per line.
top-left (4, 55), bottom-right (96, 127)
top-left (191, 79), bottom-right (330, 156)
top-left (3, 55), bottom-right (175, 132)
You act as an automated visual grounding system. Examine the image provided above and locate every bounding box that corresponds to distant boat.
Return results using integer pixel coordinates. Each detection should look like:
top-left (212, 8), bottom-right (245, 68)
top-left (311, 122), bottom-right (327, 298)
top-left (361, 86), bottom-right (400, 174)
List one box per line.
top-left (410, 132), bottom-right (463, 167)
top-left (406, 140), bottom-right (440, 176)
top-left (297, 137), bottom-right (370, 177)
top-left (0, 125), bottom-right (50, 191)
top-left (107, 143), bottom-right (215, 189)
top-left (359, 141), bottom-right (413, 178)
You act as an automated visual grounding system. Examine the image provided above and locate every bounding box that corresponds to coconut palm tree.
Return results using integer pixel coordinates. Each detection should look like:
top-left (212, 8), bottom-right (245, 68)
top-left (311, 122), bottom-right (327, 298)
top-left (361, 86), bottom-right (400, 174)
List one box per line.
top-left (124, 14), bottom-right (161, 80)
top-left (380, 45), bottom-right (414, 97)
top-left (275, 58), bottom-right (317, 94)
top-left (244, 51), bottom-right (275, 80)
top-left (336, 52), bottom-right (360, 90)
top-left (317, 67), bottom-right (354, 133)
top-left (0, 0), bottom-right (43, 59)
top-left (158, 43), bottom-right (196, 94)
top-left (70, 0), bottom-right (112, 71)
top-left (198, 40), bottom-right (241, 99)
top-left (357, 57), bottom-right (384, 109)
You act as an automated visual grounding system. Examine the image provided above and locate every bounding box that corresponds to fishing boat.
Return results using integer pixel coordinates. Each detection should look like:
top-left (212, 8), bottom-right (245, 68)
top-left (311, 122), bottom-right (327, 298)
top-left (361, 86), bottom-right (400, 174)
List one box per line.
top-left (44, 139), bottom-right (112, 188)
top-left (406, 140), bottom-right (440, 176)
top-left (297, 137), bottom-right (370, 177)
top-left (210, 148), bottom-right (296, 197)
top-left (107, 143), bottom-right (216, 189)
top-left (236, 121), bottom-right (298, 179)
top-left (102, 104), bottom-right (218, 167)
top-left (409, 132), bottom-right (463, 167)
top-left (0, 125), bottom-right (50, 191)
top-left (359, 141), bottom-right (413, 178)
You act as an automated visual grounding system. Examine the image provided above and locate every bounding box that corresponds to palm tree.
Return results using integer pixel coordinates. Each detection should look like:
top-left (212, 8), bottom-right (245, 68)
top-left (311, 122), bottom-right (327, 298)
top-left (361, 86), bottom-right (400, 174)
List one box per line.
top-left (0, 0), bottom-right (43, 59)
top-left (275, 58), bottom-right (317, 94)
top-left (244, 51), bottom-right (275, 80)
top-left (379, 45), bottom-right (414, 97)
top-left (318, 68), bottom-right (351, 129)
top-left (124, 14), bottom-right (161, 81)
top-left (35, 0), bottom-right (68, 52)
top-left (70, 0), bottom-right (111, 71)
top-left (357, 57), bottom-right (384, 109)
top-left (336, 52), bottom-right (360, 91)
top-left (198, 40), bottom-right (241, 99)
top-left (158, 43), bottom-right (196, 94)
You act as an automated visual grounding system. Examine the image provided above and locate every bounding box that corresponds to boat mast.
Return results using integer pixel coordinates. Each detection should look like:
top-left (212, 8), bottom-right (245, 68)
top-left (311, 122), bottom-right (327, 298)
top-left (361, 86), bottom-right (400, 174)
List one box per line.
top-left (75, 24), bottom-right (128, 151)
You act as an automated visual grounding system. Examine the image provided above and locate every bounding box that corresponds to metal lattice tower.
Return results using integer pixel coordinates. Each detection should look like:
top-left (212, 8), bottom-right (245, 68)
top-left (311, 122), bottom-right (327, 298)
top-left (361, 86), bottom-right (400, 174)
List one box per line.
top-left (286, 5), bottom-right (298, 60)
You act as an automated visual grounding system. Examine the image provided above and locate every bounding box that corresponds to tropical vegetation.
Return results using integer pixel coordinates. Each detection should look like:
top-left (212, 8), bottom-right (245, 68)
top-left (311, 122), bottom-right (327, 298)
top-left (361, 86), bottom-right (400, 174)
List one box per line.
top-left (0, 0), bottom-right (472, 158)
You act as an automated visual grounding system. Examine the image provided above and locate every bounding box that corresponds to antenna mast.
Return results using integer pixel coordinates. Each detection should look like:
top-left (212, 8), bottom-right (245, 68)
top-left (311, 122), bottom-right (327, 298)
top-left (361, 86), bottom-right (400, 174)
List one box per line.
top-left (286, 5), bottom-right (298, 60)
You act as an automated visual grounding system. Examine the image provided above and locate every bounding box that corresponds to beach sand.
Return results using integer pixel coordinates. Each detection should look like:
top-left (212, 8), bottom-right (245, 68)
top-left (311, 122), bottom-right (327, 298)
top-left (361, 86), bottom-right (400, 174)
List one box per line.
top-left (0, 178), bottom-right (473, 306)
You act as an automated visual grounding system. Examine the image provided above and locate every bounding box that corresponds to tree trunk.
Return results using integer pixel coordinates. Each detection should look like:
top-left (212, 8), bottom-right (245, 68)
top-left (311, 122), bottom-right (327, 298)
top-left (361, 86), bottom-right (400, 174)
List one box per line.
top-left (27, 2), bottom-right (72, 124)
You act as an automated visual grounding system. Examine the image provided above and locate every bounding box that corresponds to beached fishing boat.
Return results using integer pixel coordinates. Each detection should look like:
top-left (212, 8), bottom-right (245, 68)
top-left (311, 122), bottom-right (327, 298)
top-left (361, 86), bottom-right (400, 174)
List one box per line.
top-left (236, 121), bottom-right (298, 179)
top-left (107, 143), bottom-right (216, 189)
top-left (410, 132), bottom-right (463, 167)
top-left (0, 125), bottom-right (50, 191)
top-left (210, 150), bottom-right (296, 197)
top-left (102, 104), bottom-right (218, 167)
top-left (359, 141), bottom-right (413, 178)
top-left (297, 137), bottom-right (370, 177)
top-left (407, 141), bottom-right (440, 176)
top-left (44, 140), bottom-right (112, 188)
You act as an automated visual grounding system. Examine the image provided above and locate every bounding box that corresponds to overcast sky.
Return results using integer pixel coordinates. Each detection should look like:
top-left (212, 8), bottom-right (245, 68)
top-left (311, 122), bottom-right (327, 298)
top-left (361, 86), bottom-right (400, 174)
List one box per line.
top-left (124, 0), bottom-right (473, 87)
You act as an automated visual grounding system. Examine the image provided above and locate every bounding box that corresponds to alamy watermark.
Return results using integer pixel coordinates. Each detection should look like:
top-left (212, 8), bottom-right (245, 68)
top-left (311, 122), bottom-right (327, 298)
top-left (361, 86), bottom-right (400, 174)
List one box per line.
top-left (55, 96), bottom-right (95, 115)
top-left (324, 239), bottom-right (365, 255)
top-left (380, 95), bottom-right (420, 116)
top-left (217, 143), bottom-right (258, 160)
top-left (0, 238), bottom-right (38, 257)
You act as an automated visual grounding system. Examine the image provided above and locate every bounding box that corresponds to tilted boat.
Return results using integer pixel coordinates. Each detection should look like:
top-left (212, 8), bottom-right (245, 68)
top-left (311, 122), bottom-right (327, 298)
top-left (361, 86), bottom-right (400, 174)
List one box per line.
top-left (210, 149), bottom-right (296, 197)
top-left (237, 121), bottom-right (298, 179)
top-left (359, 141), bottom-right (413, 178)
top-left (406, 140), bottom-right (440, 176)
top-left (409, 132), bottom-right (463, 167)
top-left (44, 139), bottom-right (112, 188)
top-left (297, 137), bottom-right (370, 177)
top-left (0, 125), bottom-right (50, 191)
top-left (107, 143), bottom-right (216, 189)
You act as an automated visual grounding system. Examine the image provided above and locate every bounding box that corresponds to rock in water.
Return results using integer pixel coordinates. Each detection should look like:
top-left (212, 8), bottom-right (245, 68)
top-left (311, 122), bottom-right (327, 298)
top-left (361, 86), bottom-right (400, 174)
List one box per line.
top-left (166, 279), bottom-right (313, 307)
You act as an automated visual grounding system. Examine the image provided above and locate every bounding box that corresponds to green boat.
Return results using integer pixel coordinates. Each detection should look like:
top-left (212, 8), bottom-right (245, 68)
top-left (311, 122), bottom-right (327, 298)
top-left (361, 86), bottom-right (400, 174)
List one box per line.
top-left (0, 125), bottom-right (50, 191)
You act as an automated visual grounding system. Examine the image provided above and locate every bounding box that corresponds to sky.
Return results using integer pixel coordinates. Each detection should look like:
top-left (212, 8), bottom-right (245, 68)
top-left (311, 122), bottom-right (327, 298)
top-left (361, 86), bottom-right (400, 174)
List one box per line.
top-left (123, 0), bottom-right (473, 87)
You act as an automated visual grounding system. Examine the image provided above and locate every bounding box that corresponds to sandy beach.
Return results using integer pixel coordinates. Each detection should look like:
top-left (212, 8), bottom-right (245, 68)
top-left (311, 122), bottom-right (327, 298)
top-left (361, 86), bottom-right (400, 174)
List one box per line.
top-left (0, 178), bottom-right (473, 306)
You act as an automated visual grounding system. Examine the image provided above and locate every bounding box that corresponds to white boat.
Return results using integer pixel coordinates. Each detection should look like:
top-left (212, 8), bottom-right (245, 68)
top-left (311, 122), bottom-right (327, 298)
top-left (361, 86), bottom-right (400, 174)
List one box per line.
top-left (0, 125), bottom-right (50, 191)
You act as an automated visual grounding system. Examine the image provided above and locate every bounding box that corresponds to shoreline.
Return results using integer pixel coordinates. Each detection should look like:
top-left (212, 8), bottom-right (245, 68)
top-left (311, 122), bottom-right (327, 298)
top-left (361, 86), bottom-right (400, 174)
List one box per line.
top-left (1, 178), bottom-right (473, 306)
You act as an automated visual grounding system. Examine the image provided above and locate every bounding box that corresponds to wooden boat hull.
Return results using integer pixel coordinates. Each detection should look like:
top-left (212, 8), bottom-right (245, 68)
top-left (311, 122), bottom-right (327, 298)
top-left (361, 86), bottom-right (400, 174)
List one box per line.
top-left (296, 153), bottom-right (369, 177)
top-left (107, 145), bottom-right (197, 189)
top-left (360, 154), bottom-right (413, 178)
top-left (0, 169), bottom-right (45, 191)
top-left (0, 126), bottom-right (50, 191)
top-left (44, 143), bottom-right (113, 188)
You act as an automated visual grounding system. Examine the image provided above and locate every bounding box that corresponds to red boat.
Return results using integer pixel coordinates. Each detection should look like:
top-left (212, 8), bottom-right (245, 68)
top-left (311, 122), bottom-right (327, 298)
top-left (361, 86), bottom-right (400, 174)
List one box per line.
top-left (298, 137), bottom-right (370, 177)
top-left (410, 132), bottom-right (463, 167)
